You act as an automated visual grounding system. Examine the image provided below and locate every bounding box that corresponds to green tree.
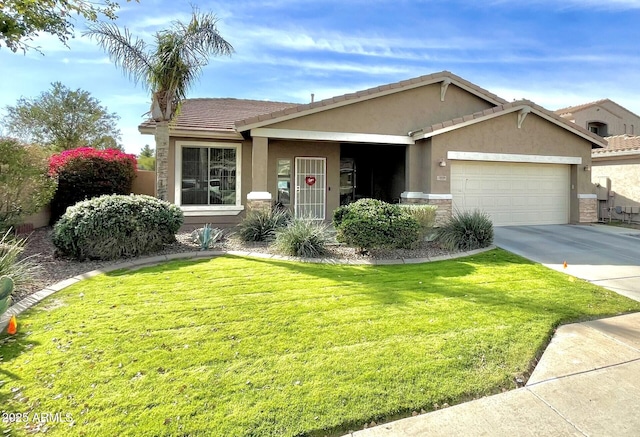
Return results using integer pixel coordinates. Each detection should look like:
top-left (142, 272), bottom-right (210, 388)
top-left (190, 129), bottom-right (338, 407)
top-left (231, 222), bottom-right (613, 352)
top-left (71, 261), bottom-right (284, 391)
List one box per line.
top-left (0, 137), bottom-right (57, 231)
top-left (85, 7), bottom-right (233, 200)
top-left (3, 82), bottom-right (122, 151)
top-left (137, 144), bottom-right (155, 170)
top-left (0, 0), bottom-right (135, 53)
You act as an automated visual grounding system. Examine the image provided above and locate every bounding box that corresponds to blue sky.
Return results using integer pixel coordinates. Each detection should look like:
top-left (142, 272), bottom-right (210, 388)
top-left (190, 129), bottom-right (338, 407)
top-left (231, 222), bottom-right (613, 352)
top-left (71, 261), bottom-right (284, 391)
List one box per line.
top-left (2, 0), bottom-right (640, 154)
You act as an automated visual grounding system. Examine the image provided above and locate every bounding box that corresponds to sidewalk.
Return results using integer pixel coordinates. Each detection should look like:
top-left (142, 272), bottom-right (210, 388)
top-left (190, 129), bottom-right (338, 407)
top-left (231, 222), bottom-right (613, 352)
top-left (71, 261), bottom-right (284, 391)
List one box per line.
top-left (345, 312), bottom-right (640, 436)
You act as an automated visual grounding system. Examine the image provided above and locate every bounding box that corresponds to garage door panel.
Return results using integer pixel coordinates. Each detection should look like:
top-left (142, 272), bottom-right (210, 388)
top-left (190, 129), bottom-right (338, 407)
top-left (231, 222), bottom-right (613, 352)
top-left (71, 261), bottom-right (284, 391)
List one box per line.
top-left (451, 161), bottom-right (570, 226)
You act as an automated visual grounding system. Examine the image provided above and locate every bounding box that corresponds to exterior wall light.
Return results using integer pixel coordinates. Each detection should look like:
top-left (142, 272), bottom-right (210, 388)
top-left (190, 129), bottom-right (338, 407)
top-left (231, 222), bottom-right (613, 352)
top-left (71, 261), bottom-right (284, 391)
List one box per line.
top-left (584, 165), bottom-right (591, 171)
top-left (439, 159), bottom-right (447, 167)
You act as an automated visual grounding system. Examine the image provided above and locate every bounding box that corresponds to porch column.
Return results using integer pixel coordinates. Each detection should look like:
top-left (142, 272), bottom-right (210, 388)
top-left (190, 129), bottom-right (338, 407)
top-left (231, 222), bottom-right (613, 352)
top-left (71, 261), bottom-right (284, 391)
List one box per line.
top-left (247, 136), bottom-right (272, 211)
top-left (401, 142), bottom-right (425, 201)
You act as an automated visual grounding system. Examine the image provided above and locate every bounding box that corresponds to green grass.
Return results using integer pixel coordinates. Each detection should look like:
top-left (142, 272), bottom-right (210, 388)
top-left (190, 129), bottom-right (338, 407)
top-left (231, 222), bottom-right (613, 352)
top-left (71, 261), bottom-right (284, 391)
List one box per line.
top-left (1, 249), bottom-right (639, 436)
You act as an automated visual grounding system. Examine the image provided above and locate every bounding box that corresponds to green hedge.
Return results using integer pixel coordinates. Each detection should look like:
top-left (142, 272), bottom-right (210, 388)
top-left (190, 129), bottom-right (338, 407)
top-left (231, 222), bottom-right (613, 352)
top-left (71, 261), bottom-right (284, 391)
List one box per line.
top-left (52, 194), bottom-right (183, 260)
top-left (333, 198), bottom-right (419, 251)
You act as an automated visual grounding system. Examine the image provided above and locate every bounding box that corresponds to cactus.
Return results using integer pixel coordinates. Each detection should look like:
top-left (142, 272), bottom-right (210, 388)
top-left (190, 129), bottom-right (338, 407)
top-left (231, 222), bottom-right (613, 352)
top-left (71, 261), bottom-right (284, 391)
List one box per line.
top-left (190, 224), bottom-right (223, 250)
top-left (0, 275), bottom-right (14, 316)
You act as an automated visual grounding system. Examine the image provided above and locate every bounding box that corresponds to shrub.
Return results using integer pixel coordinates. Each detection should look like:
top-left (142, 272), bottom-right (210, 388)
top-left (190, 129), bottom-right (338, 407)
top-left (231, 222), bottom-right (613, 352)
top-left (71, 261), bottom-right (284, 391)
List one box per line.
top-left (436, 210), bottom-right (494, 251)
top-left (48, 147), bottom-right (137, 224)
top-left (0, 137), bottom-right (57, 232)
top-left (274, 218), bottom-right (330, 258)
top-left (333, 198), bottom-right (420, 251)
top-left (0, 230), bottom-right (39, 289)
top-left (236, 208), bottom-right (291, 242)
top-left (52, 194), bottom-right (183, 260)
top-left (400, 204), bottom-right (437, 240)
top-left (190, 224), bottom-right (224, 250)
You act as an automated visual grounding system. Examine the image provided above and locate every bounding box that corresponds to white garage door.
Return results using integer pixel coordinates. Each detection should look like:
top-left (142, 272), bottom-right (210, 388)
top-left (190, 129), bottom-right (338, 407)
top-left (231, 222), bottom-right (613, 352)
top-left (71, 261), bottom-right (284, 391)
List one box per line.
top-left (451, 161), bottom-right (570, 226)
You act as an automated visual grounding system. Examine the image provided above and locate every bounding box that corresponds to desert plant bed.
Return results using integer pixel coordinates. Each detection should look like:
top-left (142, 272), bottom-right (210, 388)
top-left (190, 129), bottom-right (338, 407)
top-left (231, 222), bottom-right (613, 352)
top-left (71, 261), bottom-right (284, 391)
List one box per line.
top-left (2, 250), bottom-right (639, 436)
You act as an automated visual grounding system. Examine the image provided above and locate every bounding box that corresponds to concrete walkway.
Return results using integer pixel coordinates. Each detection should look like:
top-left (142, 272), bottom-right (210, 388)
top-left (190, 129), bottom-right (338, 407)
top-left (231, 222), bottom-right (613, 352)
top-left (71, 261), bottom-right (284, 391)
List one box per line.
top-left (345, 312), bottom-right (640, 437)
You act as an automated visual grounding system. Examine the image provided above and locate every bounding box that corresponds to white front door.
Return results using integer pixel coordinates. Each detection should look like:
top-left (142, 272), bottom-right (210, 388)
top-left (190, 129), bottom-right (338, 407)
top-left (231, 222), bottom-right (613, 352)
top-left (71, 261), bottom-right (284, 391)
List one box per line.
top-left (295, 157), bottom-right (326, 219)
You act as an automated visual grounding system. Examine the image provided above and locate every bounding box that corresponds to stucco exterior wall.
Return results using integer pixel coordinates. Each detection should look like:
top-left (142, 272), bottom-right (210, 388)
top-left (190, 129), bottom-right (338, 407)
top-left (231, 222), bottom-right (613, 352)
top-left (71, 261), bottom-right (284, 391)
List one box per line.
top-left (428, 112), bottom-right (595, 223)
top-left (269, 84), bottom-right (494, 136)
top-left (566, 102), bottom-right (640, 136)
top-left (592, 157), bottom-right (640, 211)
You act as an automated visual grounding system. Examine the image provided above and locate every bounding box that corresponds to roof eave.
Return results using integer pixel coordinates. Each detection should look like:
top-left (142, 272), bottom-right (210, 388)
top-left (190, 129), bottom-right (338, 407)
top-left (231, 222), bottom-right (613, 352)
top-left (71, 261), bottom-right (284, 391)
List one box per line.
top-left (234, 71), bottom-right (508, 132)
top-left (138, 125), bottom-right (244, 140)
top-left (414, 104), bottom-right (607, 148)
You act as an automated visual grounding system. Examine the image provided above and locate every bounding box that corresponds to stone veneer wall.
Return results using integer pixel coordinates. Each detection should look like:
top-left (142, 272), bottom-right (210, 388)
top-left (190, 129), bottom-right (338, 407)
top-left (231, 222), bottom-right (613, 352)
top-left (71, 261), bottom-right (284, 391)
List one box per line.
top-left (578, 197), bottom-right (598, 223)
top-left (401, 197), bottom-right (453, 227)
top-left (246, 199), bottom-right (272, 212)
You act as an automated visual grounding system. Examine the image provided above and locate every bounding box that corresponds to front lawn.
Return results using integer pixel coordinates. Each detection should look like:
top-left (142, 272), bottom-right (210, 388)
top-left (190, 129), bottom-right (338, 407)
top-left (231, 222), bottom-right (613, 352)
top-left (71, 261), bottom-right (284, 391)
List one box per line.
top-left (2, 249), bottom-right (638, 436)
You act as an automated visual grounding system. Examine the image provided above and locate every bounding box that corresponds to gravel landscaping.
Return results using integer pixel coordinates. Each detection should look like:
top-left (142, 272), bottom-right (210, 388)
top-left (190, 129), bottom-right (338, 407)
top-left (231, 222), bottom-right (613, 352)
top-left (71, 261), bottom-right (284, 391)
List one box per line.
top-left (15, 227), bottom-right (454, 304)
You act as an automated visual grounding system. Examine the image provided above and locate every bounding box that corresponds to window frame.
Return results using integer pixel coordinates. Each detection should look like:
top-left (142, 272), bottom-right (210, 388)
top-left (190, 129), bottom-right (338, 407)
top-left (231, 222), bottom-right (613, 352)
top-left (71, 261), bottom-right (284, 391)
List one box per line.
top-left (175, 140), bottom-right (244, 216)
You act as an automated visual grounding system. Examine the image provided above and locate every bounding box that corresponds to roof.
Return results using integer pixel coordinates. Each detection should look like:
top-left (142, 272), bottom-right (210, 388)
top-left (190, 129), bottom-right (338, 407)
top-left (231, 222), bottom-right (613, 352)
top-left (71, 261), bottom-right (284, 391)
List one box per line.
top-left (555, 99), bottom-right (640, 121)
top-left (593, 135), bottom-right (640, 156)
top-left (139, 98), bottom-right (298, 133)
top-left (555, 99), bottom-right (610, 116)
top-left (234, 70), bottom-right (508, 131)
top-left (414, 99), bottom-right (606, 148)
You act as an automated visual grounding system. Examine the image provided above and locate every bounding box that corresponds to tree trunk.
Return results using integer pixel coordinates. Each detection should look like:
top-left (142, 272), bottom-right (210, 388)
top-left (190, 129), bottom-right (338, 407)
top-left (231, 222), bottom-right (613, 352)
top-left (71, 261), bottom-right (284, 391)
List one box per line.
top-left (154, 121), bottom-right (170, 201)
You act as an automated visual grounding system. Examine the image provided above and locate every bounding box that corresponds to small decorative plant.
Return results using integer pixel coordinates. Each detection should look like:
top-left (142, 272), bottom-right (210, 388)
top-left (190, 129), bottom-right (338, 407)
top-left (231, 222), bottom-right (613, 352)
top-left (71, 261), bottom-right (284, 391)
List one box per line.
top-left (191, 224), bottom-right (224, 250)
top-left (0, 275), bottom-right (14, 316)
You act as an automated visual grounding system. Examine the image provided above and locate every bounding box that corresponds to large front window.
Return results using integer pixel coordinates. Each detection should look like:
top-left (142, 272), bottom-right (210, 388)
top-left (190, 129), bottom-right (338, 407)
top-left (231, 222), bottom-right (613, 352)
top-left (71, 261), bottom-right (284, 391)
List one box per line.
top-left (181, 146), bottom-right (237, 206)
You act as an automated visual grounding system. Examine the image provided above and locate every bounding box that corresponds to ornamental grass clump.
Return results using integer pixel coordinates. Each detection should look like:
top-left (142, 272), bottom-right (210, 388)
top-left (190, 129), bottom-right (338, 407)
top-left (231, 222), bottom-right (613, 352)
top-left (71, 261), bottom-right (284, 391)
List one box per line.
top-left (274, 217), bottom-right (330, 258)
top-left (399, 204), bottom-right (437, 240)
top-left (0, 230), bottom-right (39, 289)
top-left (236, 208), bottom-right (291, 242)
top-left (48, 147), bottom-right (137, 223)
top-left (436, 209), bottom-right (494, 251)
top-left (52, 194), bottom-right (183, 260)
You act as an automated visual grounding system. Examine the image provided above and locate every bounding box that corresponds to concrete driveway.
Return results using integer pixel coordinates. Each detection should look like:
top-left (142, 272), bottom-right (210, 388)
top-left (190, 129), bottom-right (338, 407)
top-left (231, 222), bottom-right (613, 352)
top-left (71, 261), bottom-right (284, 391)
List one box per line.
top-left (494, 224), bottom-right (640, 302)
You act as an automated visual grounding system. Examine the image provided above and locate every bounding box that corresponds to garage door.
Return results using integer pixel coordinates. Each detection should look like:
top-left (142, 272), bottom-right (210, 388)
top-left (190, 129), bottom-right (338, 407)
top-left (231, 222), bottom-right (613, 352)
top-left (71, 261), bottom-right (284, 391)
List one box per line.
top-left (451, 161), bottom-right (570, 226)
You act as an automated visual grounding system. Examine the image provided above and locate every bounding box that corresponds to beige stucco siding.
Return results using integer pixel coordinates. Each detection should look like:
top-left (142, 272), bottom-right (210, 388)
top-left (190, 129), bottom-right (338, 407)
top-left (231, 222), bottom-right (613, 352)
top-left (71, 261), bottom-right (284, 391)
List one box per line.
top-left (592, 157), bottom-right (640, 209)
top-left (267, 140), bottom-right (340, 218)
top-left (269, 84), bottom-right (493, 136)
top-left (565, 101), bottom-right (640, 136)
top-left (428, 112), bottom-right (594, 223)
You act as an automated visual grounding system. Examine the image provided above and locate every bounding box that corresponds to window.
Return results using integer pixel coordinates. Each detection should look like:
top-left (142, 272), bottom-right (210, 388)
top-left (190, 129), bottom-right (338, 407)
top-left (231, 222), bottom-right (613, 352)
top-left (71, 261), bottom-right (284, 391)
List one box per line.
top-left (276, 159), bottom-right (291, 206)
top-left (587, 122), bottom-right (607, 137)
top-left (176, 142), bottom-right (242, 213)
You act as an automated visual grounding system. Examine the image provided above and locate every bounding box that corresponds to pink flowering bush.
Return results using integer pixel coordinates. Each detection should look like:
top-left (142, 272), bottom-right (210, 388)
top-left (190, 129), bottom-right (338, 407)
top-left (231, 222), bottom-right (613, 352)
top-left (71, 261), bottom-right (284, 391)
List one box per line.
top-left (48, 147), bottom-right (138, 223)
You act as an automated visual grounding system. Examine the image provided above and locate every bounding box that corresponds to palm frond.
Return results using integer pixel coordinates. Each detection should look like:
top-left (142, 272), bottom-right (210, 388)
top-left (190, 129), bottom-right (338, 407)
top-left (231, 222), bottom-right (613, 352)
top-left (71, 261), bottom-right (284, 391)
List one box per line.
top-left (83, 23), bottom-right (154, 88)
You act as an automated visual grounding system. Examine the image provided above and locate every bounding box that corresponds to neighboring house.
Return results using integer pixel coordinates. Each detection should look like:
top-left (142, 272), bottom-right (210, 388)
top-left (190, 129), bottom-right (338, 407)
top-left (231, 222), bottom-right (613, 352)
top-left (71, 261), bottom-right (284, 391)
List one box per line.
top-left (555, 99), bottom-right (640, 137)
top-left (139, 71), bottom-right (605, 228)
top-left (555, 100), bottom-right (640, 222)
top-left (592, 135), bottom-right (640, 222)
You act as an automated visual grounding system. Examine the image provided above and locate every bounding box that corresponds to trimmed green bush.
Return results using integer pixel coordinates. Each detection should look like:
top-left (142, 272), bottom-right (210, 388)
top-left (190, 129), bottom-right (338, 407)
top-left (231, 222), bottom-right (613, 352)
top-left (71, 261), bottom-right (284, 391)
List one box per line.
top-left (333, 198), bottom-right (420, 251)
top-left (274, 218), bottom-right (330, 258)
top-left (436, 209), bottom-right (494, 251)
top-left (0, 230), bottom-right (39, 289)
top-left (399, 204), bottom-right (437, 239)
top-left (48, 147), bottom-right (137, 224)
top-left (52, 194), bottom-right (183, 260)
top-left (236, 208), bottom-right (290, 242)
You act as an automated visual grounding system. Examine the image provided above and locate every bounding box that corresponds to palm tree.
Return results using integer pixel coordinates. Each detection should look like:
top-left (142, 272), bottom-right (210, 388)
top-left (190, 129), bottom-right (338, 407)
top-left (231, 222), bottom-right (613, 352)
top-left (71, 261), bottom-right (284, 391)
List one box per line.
top-left (85, 8), bottom-right (233, 200)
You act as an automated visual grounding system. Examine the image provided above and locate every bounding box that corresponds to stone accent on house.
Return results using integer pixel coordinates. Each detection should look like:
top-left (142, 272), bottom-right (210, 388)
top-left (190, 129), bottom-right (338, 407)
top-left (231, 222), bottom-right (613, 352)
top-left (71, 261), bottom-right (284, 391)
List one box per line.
top-left (578, 195), bottom-right (598, 223)
top-left (246, 199), bottom-right (271, 212)
top-left (154, 122), bottom-right (169, 201)
top-left (400, 193), bottom-right (453, 226)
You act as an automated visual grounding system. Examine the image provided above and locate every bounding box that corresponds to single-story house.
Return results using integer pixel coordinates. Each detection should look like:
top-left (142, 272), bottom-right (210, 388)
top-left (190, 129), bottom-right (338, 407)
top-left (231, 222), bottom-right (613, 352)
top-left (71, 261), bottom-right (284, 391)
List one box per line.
top-left (139, 71), bottom-right (605, 227)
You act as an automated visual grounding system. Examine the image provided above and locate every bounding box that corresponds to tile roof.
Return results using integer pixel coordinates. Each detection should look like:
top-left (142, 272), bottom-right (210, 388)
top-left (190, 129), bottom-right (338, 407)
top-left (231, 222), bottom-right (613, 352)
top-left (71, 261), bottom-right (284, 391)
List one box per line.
top-left (139, 98), bottom-right (298, 132)
top-left (593, 135), bottom-right (640, 155)
top-left (234, 70), bottom-right (508, 130)
top-left (418, 99), bottom-right (606, 147)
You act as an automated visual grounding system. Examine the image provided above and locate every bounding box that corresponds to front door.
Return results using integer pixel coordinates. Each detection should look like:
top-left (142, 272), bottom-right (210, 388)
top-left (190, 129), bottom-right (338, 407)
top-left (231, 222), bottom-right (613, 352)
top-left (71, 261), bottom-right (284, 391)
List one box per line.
top-left (295, 157), bottom-right (326, 219)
